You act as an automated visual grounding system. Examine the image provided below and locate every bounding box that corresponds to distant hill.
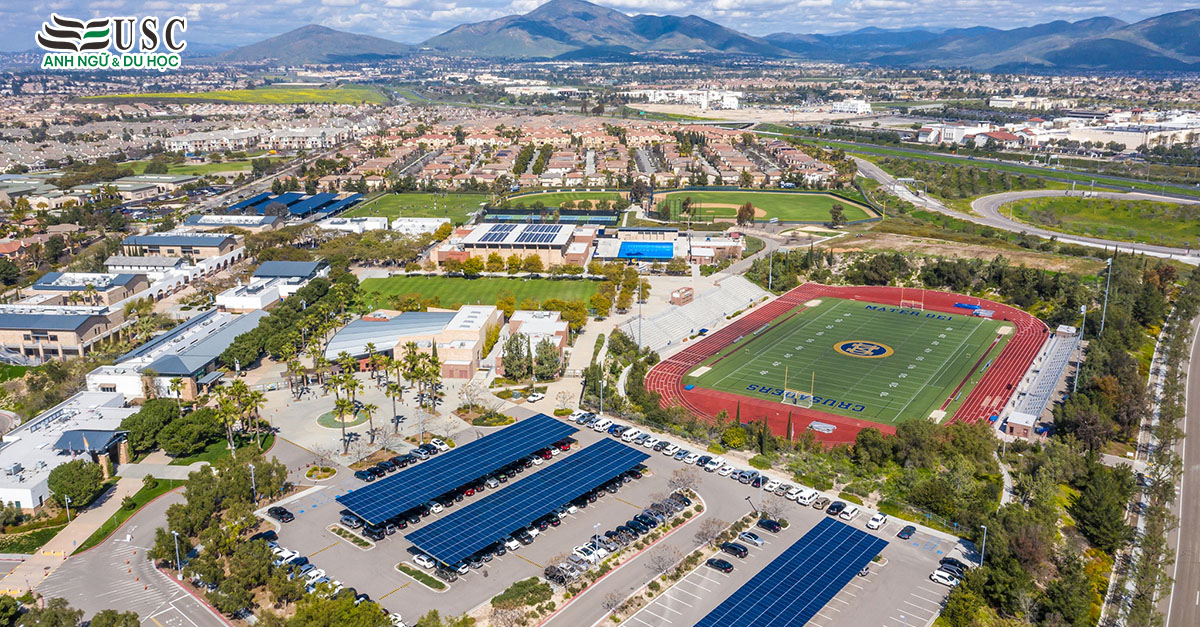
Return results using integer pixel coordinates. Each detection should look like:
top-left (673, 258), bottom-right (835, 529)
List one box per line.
top-left (420, 0), bottom-right (788, 58)
top-left (207, 25), bottom-right (410, 64)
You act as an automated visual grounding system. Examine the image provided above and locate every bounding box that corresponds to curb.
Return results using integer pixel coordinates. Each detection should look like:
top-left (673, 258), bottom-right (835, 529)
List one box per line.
top-left (70, 484), bottom-right (185, 557)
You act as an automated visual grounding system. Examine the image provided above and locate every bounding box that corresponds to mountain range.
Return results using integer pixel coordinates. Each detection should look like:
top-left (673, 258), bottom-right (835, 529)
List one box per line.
top-left (200, 0), bottom-right (1200, 71)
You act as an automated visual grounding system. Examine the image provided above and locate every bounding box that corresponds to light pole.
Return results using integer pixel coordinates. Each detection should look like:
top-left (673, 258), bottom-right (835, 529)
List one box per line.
top-left (171, 530), bottom-right (182, 575)
top-left (1074, 305), bottom-right (1086, 394)
top-left (1099, 256), bottom-right (1113, 336)
top-left (979, 524), bottom-right (988, 567)
top-left (63, 496), bottom-right (72, 523)
top-left (594, 522), bottom-right (601, 554)
top-left (768, 249), bottom-right (774, 291)
top-left (248, 463), bottom-right (258, 503)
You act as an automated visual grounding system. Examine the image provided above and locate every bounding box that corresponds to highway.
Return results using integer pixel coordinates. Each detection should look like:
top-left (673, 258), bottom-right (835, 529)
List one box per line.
top-left (1165, 315), bottom-right (1200, 627)
top-left (853, 156), bottom-right (1200, 264)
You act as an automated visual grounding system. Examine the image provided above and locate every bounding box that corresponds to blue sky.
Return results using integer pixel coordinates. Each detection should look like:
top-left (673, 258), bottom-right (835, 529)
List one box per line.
top-left (6, 0), bottom-right (1197, 51)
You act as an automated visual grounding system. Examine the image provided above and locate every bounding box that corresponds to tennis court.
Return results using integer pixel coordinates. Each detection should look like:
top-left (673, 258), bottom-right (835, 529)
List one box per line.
top-left (686, 297), bottom-right (1011, 425)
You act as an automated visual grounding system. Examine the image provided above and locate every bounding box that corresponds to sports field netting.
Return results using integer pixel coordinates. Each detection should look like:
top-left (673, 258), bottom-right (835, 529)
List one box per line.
top-left (687, 297), bottom-right (1011, 425)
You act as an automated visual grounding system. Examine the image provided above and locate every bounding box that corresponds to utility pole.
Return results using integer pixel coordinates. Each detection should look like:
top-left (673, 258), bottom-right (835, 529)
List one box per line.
top-left (1074, 305), bottom-right (1086, 394)
top-left (248, 463), bottom-right (258, 503)
top-left (979, 525), bottom-right (988, 567)
top-left (768, 250), bottom-right (774, 291)
top-left (172, 530), bottom-right (182, 575)
top-left (64, 496), bottom-right (72, 523)
top-left (1100, 256), bottom-right (1113, 336)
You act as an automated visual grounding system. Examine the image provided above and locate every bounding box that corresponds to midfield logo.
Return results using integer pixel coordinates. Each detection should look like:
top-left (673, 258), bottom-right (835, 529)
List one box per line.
top-left (833, 340), bottom-right (894, 359)
top-left (35, 14), bottom-right (187, 71)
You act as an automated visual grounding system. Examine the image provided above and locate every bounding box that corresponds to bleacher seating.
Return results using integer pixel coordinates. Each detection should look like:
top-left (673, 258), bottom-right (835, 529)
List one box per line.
top-left (1015, 332), bottom-right (1079, 417)
top-left (619, 276), bottom-right (769, 352)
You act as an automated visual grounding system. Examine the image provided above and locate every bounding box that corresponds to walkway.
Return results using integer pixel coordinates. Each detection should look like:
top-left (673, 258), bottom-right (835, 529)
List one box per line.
top-left (0, 478), bottom-right (141, 595)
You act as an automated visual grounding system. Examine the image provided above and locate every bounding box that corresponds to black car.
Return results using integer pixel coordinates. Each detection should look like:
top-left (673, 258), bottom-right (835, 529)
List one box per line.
top-left (267, 506), bottom-right (294, 523)
top-left (720, 542), bottom-right (749, 559)
top-left (940, 557), bottom-right (970, 572)
top-left (546, 514), bottom-right (561, 527)
top-left (419, 443), bottom-right (438, 456)
top-left (389, 455), bottom-right (409, 469)
top-left (627, 519), bottom-right (649, 534)
top-left (634, 514), bottom-right (658, 529)
top-left (250, 529), bottom-right (277, 543)
top-left (533, 518), bottom-right (550, 532)
top-left (406, 511), bottom-right (421, 525)
top-left (616, 524), bottom-right (639, 538)
top-left (706, 558), bottom-right (735, 573)
top-left (571, 497), bottom-right (589, 510)
top-left (493, 542), bottom-right (507, 557)
top-left (939, 563), bottom-right (966, 579)
top-left (672, 493), bottom-right (692, 507)
top-left (376, 460), bottom-right (396, 474)
top-left (757, 519), bottom-right (782, 533)
top-left (514, 530), bottom-right (534, 545)
top-left (362, 525), bottom-right (385, 541)
top-left (897, 525), bottom-right (917, 540)
top-left (827, 501), bottom-right (847, 517)
top-left (353, 470), bottom-right (375, 482)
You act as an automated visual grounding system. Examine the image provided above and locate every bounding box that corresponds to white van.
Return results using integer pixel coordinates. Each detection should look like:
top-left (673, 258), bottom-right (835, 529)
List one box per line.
top-left (704, 456), bottom-right (726, 472)
top-left (839, 505), bottom-right (861, 521)
top-left (593, 418), bottom-right (613, 432)
top-left (793, 488), bottom-right (818, 506)
top-left (621, 428), bottom-right (642, 443)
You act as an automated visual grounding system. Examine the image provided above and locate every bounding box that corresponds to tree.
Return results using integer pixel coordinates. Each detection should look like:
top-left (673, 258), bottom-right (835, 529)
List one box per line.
top-left (739, 169), bottom-right (753, 188)
top-left (157, 408), bottom-right (221, 457)
top-left (0, 260), bottom-right (18, 286)
top-left (486, 253), bottom-right (505, 273)
top-left (720, 424), bottom-right (748, 450)
top-left (120, 398), bottom-right (179, 455)
top-left (15, 597), bottom-right (82, 627)
top-left (47, 459), bottom-right (105, 507)
top-left (88, 609), bottom-right (141, 627)
top-left (667, 467), bottom-right (700, 492)
top-left (1069, 463), bottom-right (1133, 553)
top-left (601, 591), bottom-right (624, 614)
top-left (522, 255), bottom-right (544, 273)
top-left (693, 517), bottom-right (726, 546)
top-left (852, 427), bottom-right (893, 472)
top-left (556, 390), bottom-right (573, 411)
top-left (829, 203), bottom-right (846, 227)
top-left (1040, 549), bottom-right (1093, 627)
top-left (736, 202), bottom-right (755, 225)
top-left (506, 255), bottom-right (523, 274)
top-left (589, 292), bottom-right (612, 318)
top-left (502, 333), bottom-right (531, 381)
top-left (461, 256), bottom-right (484, 277)
top-left (533, 338), bottom-right (562, 381)
top-left (0, 596), bottom-right (18, 627)
top-left (645, 545), bottom-right (682, 578)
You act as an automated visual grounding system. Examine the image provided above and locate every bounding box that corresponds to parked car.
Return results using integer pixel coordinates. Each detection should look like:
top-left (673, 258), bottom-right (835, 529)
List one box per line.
top-left (897, 525), bottom-right (917, 540)
top-left (353, 470), bottom-right (375, 482)
top-left (757, 518), bottom-right (782, 533)
top-left (643, 436), bottom-right (661, 449)
top-left (362, 525), bottom-right (385, 541)
top-left (340, 514), bottom-right (363, 529)
top-left (267, 506), bottom-right (294, 523)
top-left (763, 479), bottom-right (781, 492)
top-left (683, 452), bottom-right (701, 464)
top-left (839, 505), bottom-right (861, 521)
top-left (940, 557), bottom-right (970, 572)
top-left (661, 444), bottom-right (680, 456)
top-left (812, 496), bottom-right (830, 510)
top-left (720, 542), bottom-right (749, 558)
top-left (866, 513), bottom-right (888, 530)
top-left (504, 537), bottom-right (521, 551)
top-left (930, 570), bottom-right (960, 587)
top-left (738, 531), bottom-right (764, 547)
top-left (706, 558), bottom-right (734, 573)
top-left (527, 393), bottom-right (545, 402)
top-left (718, 465), bottom-right (735, 477)
top-left (826, 501), bottom-right (846, 516)
top-left (705, 457), bottom-right (725, 472)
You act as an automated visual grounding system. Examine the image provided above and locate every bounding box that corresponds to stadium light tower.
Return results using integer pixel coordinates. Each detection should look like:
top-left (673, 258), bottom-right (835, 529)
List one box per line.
top-left (1099, 256), bottom-right (1113, 336)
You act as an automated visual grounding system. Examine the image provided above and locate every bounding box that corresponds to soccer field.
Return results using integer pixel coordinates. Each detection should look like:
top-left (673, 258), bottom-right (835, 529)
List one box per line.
top-left (342, 193), bottom-right (487, 224)
top-left (360, 276), bottom-right (599, 308)
top-left (687, 298), bottom-right (1011, 425)
top-left (656, 191), bottom-right (873, 222)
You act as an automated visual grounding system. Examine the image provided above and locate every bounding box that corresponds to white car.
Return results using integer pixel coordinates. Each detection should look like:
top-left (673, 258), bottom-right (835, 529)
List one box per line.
top-left (569, 410), bottom-right (587, 420)
top-left (718, 464), bottom-right (736, 477)
top-left (531, 455), bottom-right (544, 466)
top-left (643, 436), bottom-right (661, 448)
top-left (662, 444), bottom-right (680, 456)
top-left (572, 545), bottom-right (598, 564)
top-left (430, 439), bottom-right (450, 452)
top-left (593, 418), bottom-right (613, 432)
top-left (427, 501), bottom-right (443, 514)
top-left (305, 569), bottom-right (326, 583)
top-left (413, 554), bottom-right (436, 569)
top-left (683, 452), bottom-right (701, 464)
top-left (528, 393), bottom-right (545, 402)
top-left (764, 479), bottom-right (781, 492)
top-left (839, 505), bottom-right (861, 521)
top-left (526, 525), bottom-right (541, 540)
top-left (930, 570), bottom-right (959, 587)
top-left (866, 513), bottom-right (888, 530)
top-left (793, 488), bottom-right (818, 505)
top-left (705, 456), bottom-right (726, 472)
top-left (564, 502), bottom-right (579, 514)
top-left (620, 428), bottom-right (642, 443)
top-left (504, 536), bottom-right (521, 551)
top-left (390, 613), bottom-right (407, 627)
top-left (786, 486), bottom-right (805, 501)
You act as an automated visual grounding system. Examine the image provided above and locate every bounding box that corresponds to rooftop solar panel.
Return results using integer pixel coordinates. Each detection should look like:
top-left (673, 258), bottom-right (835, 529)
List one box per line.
top-left (406, 438), bottom-right (649, 565)
top-left (694, 518), bottom-right (887, 627)
top-left (336, 414), bottom-right (577, 525)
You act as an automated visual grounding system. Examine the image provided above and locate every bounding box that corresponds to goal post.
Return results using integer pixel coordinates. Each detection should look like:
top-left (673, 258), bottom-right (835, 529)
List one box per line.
top-left (899, 287), bottom-right (925, 311)
top-left (780, 368), bottom-right (814, 409)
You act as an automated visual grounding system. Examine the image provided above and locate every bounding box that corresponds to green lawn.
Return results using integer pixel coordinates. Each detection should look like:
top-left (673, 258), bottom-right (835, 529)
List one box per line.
top-left (505, 191), bottom-right (625, 207)
top-left (127, 160), bottom-right (255, 175)
top-left (168, 434), bottom-right (274, 466)
top-left (73, 479), bottom-right (179, 554)
top-left (0, 525), bottom-right (66, 554)
top-left (343, 192), bottom-right (486, 224)
top-left (87, 84), bottom-right (387, 105)
top-left (1004, 195), bottom-right (1200, 249)
top-left (688, 297), bottom-right (1010, 425)
top-left (361, 276), bottom-right (599, 308)
top-left (0, 365), bottom-right (28, 382)
top-left (656, 191), bottom-right (872, 222)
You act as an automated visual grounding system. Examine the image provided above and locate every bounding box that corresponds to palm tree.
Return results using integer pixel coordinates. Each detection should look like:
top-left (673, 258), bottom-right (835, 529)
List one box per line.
top-left (244, 389), bottom-right (267, 448)
top-left (361, 402), bottom-right (378, 444)
top-left (334, 397), bottom-right (354, 454)
top-left (83, 283), bottom-right (99, 306)
top-left (386, 382), bottom-right (403, 433)
top-left (214, 387), bottom-right (239, 452)
top-left (286, 358), bottom-right (303, 398)
top-left (168, 377), bottom-right (184, 410)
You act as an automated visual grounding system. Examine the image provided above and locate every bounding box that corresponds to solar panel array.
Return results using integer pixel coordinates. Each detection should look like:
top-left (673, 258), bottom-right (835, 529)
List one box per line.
top-left (406, 438), bottom-right (650, 565)
top-left (479, 223), bottom-right (518, 242)
top-left (228, 192), bottom-right (270, 212)
top-left (318, 193), bottom-right (363, 216)
top-left (336, 414), bottom-right (577, 525)
top-left (514, 223), bottom-right (564, 244)
top-left (695, 517), bottom-right (887, 627)
top-left (286, 192), bottom-right (337, 216)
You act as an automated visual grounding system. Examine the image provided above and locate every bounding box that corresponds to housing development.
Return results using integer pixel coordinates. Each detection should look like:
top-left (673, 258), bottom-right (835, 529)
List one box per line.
top-left (0, 1), bottom-right (1198, 627)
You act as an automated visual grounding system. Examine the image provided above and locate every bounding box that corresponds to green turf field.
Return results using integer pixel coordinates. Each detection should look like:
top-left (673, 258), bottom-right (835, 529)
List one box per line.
top-left (343, 193), bottom-right (487, 224)
top-left (656, 191), bottom-right (872, 222)
top-left (507, 191), bottom-right (625, 207)
top-left (87, 84), bottom-right (387, 105)
top-left (360, 276), bottom-right (598, 308)
top-left (687, 297), bottom-right (1011, 425)
top-left (1004, 195), bottom-right (1200, 249)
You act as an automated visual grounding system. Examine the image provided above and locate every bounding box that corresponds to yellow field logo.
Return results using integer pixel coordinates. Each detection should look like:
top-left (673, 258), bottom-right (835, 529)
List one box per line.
top-left (834, 340), bottom-right (894, 359)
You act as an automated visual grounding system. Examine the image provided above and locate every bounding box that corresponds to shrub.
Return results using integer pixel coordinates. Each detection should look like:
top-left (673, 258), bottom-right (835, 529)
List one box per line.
top-left (748, 455), bottom-right (772, 470)
top-left (796, 472), bottom-right (833, 491)
top-left (492, 577), bottom-right (553, 609)
top-left (706, 442), bottom-right (726, 455)
top-left (838, 492), bottom-right (864, 505)
top-left (47, 460), bottom-right (105, 507)
top-left (553, 408), bottom-right (572, 416)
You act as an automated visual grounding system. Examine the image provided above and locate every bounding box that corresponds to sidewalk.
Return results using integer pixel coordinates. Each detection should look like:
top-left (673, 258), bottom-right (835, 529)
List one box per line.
top-left (0, 478), bottom-right (141, 595)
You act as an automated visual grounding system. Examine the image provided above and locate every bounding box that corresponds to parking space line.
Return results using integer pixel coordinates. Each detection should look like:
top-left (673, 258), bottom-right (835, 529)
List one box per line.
top-left (903, 601), bottom-right (937, 615)
top-left (655, 603), bottom-right (684, 616)
top-left (910, 592), bottom-right (942, 604)
top-left (679, 579), bottom-right (711, 593)
top-left (512, 553), bottom-right (543, 569)
top-left (662, 593), bottom-right (692, 608)
top-left (692, 573), bottom-right (723, 586)
top-left (641, 608), bottom-right (673, 623)
top-left (627, 615), bottom-right (655, 626)
top-left (308, 542), bottom-right (339, 557)
top-left (670, 586), bottom-right (703, 600)
top-left (830, 596), bottom-right (851, 605)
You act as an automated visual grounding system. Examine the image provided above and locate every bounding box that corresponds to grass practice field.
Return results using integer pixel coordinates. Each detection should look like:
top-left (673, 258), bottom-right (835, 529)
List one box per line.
top-left (88, 84), bottom-right (387, 105)
top-left (127, 159), bottom-right (255, 175)
top-left (361, 276), bottom-right (599, 308)
top-left (1005, 196), bottom-right (1200, 249)
top-left (344, 192), bottom-right (487, 224)
top-left (656, 191), bottom-right (872, 222)
top-left (506, 191), bottom-right (625, 207)
top-left (687, 297), bottom-right (1011, 425)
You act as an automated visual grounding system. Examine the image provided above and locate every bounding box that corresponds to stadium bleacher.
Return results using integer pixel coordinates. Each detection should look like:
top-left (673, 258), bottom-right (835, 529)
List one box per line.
top-left (619, 276), bottom-right (768, 352)
top-left (1014, 331), bottom-right (1079, 417)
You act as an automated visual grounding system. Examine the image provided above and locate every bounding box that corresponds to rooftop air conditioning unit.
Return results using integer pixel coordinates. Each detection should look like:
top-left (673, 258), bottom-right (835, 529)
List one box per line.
top-left (5, 463), bottom-right (22, 476)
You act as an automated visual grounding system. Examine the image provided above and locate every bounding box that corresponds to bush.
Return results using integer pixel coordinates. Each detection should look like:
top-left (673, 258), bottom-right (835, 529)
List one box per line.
top-left (706, 442), bottom-right (726, 455)
top-left (748, 455), bottom-right (772, 470)
top-left (471, 412), bottom-right (515, 427)
top-left (47, 460), bottom-right (105, 507)
top-left (838, 492), bottom-right (864, 505)
top-left (492, 577), bottom-right (553, 609)
top-left (795, 472), bottom-right (833, 491)
top-left (553, 408), bottom-right (572, 416)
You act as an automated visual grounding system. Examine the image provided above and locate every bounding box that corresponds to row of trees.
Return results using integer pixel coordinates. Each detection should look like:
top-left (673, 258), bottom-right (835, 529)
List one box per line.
top-left (501, 334), bottom-right (562, 382)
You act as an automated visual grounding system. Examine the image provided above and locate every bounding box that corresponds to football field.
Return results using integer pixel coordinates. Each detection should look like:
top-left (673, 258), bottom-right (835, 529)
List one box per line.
top-left (687, 297), bottom-right (1011, 425)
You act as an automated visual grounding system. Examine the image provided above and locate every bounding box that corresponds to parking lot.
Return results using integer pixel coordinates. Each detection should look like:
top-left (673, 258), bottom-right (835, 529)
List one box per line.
top-left (621, 500), bottom-right (962, 627)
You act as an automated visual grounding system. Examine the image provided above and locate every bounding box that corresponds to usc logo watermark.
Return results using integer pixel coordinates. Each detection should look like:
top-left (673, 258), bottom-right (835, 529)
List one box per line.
top-left (36, 14), bottom-right (186, 71)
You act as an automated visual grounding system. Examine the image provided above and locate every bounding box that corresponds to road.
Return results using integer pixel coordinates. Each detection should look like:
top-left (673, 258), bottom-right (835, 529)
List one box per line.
top-left (1165, 315), bottom-right (1200, 627)
top-left (853, 157), bottom-right (1200, 264)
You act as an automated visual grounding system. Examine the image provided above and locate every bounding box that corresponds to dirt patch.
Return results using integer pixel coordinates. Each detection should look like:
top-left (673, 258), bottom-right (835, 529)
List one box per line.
top-left (828, 232), bottom-right (1107, 274)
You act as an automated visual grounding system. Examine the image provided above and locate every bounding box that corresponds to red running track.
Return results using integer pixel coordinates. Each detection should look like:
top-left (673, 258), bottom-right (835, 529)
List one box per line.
top-left (645, 283), bottom-right (1047, 445)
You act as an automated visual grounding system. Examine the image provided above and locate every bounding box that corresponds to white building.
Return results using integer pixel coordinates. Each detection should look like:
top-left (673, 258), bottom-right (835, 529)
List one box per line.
top-left (318, 216), bottom-right (389, 234)
top-left (831, 99), bottom-right (871, 115)
top-left (215, 261), bottom-right (328, 312)
top-left (0, 391), bottom-right (135, 510)
top-left (391, 217), bottom-right (451, 236)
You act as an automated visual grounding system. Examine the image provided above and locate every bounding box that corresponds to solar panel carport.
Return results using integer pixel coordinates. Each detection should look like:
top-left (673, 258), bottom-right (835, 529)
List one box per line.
top-left (406, 438), bottom-right (649, 566)
top-left (695, 517), bottom-right (887, 627)
top-left (336, 414), bottom-right (577, 525)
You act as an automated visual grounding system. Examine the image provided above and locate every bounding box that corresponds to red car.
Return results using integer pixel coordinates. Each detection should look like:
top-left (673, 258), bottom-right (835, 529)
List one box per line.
top-left (536, 449), bottom-right (552, 460)
top-left (554, 440), bottom-right (572, 451)
top-left (463, 487), bottom-right (475, 497)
